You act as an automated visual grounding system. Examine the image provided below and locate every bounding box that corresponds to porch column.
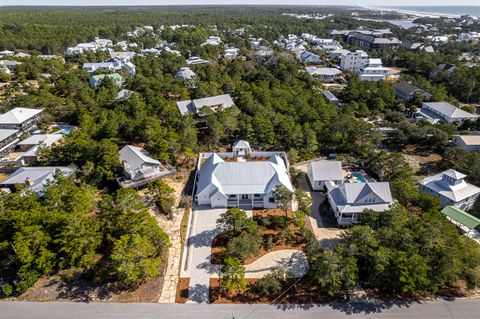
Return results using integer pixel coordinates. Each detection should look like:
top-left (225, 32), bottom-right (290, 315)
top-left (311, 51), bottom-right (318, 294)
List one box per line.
top-left (237, 196), bottom-right (239, 208)
top-left (251, 196), bottom-right (253, 207)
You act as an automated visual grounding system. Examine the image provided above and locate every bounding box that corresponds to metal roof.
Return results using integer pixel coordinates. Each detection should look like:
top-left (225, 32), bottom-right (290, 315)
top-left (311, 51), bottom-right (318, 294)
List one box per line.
top-left (441, 206), bottom-right (480, 229)
top-left (0, 166), bottom-right (75, 195)
top-left (421, 170), bottom-right (480, 202)
top-left (197, 154), bottom-right (293, 197)
top-left (454, 135), bottom-right (480, 146)
top-left (119, 145), bottom-right (160, 172)
top-left (176, 94), bottom-right (235, 115)
top-left (0, 129), bottom-right (18, 142)
top-left (0, 107), bottom-right (42, 125)
top-left (309, 160), bottom-right (343, 181)
top-left (423, 102), bottom-right (478, 120)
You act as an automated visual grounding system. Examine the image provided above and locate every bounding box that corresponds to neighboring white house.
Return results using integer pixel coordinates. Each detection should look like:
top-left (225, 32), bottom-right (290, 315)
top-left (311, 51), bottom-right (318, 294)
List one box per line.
top-left (307, 160), bottom-right (344, 191)
top-left (453, 135), bottom-right (480, 153)
top-left (416, 102), bottom-right (479, 124)
top-left (118, 145), bottom-right (172, 188)
top-left (340, 50), bottom-right (369, 71)
top-left (306, 67), bottom-right (342, 82)
top-left (186, 56), bottom-right (209, 65)
top-left (0, 166), bottom-right (75, 195)
top-left (0, 107), bottom-right (43, 132)
top-left (175, 67), bottom-right (196, 80)
top-left (224, 48), bottom-right (240, 60)
top-left (357, 58), bottom-right (390, 81)
top-left (0, 129), bottom-right (20, 154)
top-left (300, 51), bottom-right (322, 64)
top-left (202, 36), bottom-right (221, 46)
top-left (176, 94), bottom-right (235, 116)
top-left (328, 182), bottom-right (394, 225)
top-left (195, 141), bottom-right (293, 209)
top-left (420, 169), bottom-right (480, 211)
top-left (16, 134), bottom-right (63, 165)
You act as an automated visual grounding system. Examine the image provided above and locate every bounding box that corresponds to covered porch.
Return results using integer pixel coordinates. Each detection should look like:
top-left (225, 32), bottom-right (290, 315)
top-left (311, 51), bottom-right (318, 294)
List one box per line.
top-left (227, 193), bottom-right (265, 209)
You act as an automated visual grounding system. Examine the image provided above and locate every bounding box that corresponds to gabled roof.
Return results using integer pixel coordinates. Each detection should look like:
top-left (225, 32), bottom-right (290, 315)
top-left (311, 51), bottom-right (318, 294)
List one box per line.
top-left (197, 154), bottom-right (293, 197)
top-left (309, 160), bottom-right (343, 181)
top-left (18, 134), bottom-right (62, 147)
top-left (443, 169), bottom-right (467, 180)
top-left (176, 94), bottom-right (235, 115)
top-left (454, 135), bottom-right (480, 146)
top-left (421, 169), bottom-right (480, 202)
top-left (423, 102), bottom-right (478, 120)
top-left (0, 129), bottom-right (19, 142)
top-left (176, 67), bottom-right (196, 79)
top-left (0, 107), bottom-right (42, 125)
top-left (329, 182), bottom-right (393, 213)
top-left (233, 140), bottom-right (250, 149)
top-left (119, 145), bottom-right (160, 172)
top-left (441, 206), bottom-right (480, 229)
top-left (0, 166), bottom-right (75, 195)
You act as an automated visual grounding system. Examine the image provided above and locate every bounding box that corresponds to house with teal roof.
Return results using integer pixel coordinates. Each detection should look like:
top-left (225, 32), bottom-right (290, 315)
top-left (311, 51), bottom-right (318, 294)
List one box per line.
top-left (89, 73), bottom-right (123, 89)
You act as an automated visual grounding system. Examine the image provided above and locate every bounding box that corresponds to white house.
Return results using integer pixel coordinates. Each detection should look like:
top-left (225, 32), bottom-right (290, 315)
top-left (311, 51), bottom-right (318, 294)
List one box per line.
top-left (416, 102), bottom-right (479, 124)
top-left (420, 169), bottom-right (480, 211)
top-left (0, 129), bottom-right (20, 155)
top-left (118, 145), bottom-right (172, 188)
top-left (306, 67), bottom-right (342, 82)
top-left (186, 56), bottom-right (209, 65)
top-left (0, 166), bottom-right (75, 196)
top-left (340, 50), bottom-right (369, 71)
top-left (357, 58), bottom-right (390, 81)
top-left (195, 141), bottom-right (293, 209)
top-left (176, 94), bottom-right (235, 116)
top-left (175, 67), bottom-right (196, 80)
top-left (308, 160), bottom-right (344, 191)
top-left (224, 48), bottom-right (240, 60)
top-left (16, 134), bottom-right (63, 165)
top-left (300, 51), bottom-right (321, 64)
top-left (0, 107), bottom-right (43, 132)
top-left (453, 135), bottom-right (480, 153)
top-left (328, 182), bottom-right (394, 225)
top-left (202, 36), bottom-right (221, 46)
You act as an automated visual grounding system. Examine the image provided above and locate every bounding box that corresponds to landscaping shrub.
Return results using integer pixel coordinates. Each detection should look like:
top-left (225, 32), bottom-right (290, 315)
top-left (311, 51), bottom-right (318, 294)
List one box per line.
top-left (254, 273), bottom-right (282, 296)
top-left (225, 232), bottom-right (262, 261)
top-left (271, 216), bottom-right (288, 230)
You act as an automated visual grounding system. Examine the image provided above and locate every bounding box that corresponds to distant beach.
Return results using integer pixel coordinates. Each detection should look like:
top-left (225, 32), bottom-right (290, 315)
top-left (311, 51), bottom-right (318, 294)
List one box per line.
top-left (367, 6), bottom-right (480, 19)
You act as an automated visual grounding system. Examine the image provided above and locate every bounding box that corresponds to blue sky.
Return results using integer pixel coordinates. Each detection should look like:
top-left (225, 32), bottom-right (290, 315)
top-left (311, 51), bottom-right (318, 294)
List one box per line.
top-left (1, 1), bottom-right (479, 6)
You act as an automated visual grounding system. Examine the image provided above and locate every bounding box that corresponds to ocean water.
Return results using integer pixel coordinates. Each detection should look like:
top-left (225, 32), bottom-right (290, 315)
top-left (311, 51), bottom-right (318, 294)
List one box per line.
top-left (381, 6), bottom-right (480, 18)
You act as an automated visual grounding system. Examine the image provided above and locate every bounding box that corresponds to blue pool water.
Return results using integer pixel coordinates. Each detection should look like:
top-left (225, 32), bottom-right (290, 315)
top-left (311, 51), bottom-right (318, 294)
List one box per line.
top-left (352, 172), bottom-right (367, 183)
top-left (54, 128), bottom-right (72, 135)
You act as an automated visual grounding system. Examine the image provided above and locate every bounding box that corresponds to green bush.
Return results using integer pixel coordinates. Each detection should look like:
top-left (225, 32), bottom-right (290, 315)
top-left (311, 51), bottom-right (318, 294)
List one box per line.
top-left (1, 284), bottom-right (13, 297)
top-left (226, 232), bottom-right (262, 261)
top-left (254, 273), bottom-right (282, 296)
top-left (264, 235), bottom-right (275, 250)
top-left (271, 216), bottom-right (288, 230)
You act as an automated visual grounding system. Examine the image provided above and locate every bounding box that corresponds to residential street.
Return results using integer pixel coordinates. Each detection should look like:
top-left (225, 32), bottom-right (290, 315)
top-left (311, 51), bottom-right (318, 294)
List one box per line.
top-left (2, 299), bottom-right (480, 319)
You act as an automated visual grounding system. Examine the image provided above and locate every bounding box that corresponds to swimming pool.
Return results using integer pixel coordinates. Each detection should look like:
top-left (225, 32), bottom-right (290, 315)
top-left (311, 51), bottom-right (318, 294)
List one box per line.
top-left (53, 128), bottom-right (72, 135)
top-left (352, 172), bottom-right (367, 183)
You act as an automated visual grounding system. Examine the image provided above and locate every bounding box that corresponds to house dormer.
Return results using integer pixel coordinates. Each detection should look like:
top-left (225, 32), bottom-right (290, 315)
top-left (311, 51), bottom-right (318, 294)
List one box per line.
top-left (441, 169), bottom-right (467, 186)
top-left (232, 140), bottom-right (251, 157)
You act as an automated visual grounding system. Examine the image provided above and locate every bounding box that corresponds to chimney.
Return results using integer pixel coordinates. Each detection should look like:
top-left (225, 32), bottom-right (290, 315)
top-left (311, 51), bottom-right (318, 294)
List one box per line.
top-left (25, 177), bottom-right (33, 186)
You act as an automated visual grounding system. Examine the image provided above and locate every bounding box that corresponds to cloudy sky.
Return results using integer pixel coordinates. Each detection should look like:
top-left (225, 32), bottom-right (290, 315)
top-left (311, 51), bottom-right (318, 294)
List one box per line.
top-left (1, 0), bottom-right (478, 6)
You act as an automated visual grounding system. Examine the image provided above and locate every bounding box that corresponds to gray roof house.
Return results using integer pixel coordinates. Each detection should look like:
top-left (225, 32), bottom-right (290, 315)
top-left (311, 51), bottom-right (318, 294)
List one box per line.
top-left (176, 94), bottom-right (235, 116)
top-left (0, 166), bottom-right (75, 195)
top-left (453, 135), bottom-right (480, 153)
top-left (196, 141), bottom-right (293, 209)
top-left (308, 160), bottom-right (344, 191)
top-left (327, 182), bottom-right (394, 225)
top-left (0, 107), bottom-right (43, 132)
top-left (0, 129), bottom-right (20, 154)
top-left (416, 102), bottom-right (479, 124)
top-left (420, 169), bottom-right (480, 211)
top-left (321, 90), bottom-right (341, 106)
top-left (175, 67), bottom-right (196, 80)
top-left (393, 82), bottom-right (432, 102)
top-left (118, 145), bottom-right (173, 188)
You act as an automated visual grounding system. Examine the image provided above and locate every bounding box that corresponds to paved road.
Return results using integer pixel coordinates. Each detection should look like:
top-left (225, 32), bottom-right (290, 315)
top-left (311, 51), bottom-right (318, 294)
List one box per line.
top-left (1, 299), bottom-right (480, 319)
